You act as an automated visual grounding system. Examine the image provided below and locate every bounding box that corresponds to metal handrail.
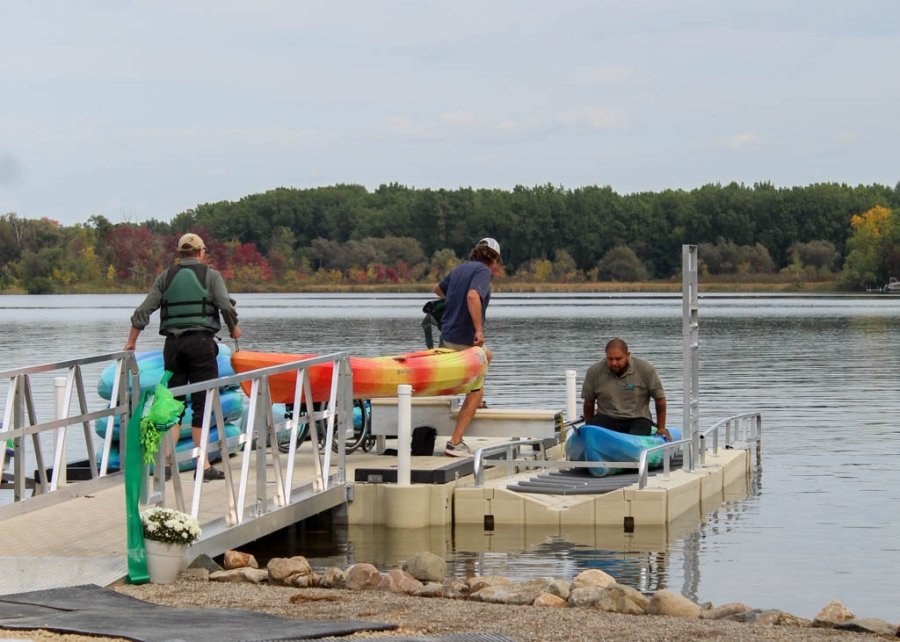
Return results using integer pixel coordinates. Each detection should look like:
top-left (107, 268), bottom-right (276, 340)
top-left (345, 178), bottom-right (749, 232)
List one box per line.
top-left (471, 413), bottom-right (761, 490)
top-left (637, 437), bottom-right (691, 489)
top-left (471, 433), bottom-right (688, 489)
top-left (1, 349), bottom-right (354, 534)
top-left (0, 351), bottom-right (140, 517)
top-left (147, 351), bottom-right (353, 523)
top-left (472, 437), bottom-right (549, 486)
top-left (699, 412), bottom-right (762, 465)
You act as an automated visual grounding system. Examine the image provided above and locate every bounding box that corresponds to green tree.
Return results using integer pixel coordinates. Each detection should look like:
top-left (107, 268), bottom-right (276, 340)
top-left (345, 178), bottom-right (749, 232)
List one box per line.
top-left (596, 246), bottom-right (648, 282)
top-left (786, 240), bottom-right (840, 271)
top-left (839, 205), bottom-right (893, 289)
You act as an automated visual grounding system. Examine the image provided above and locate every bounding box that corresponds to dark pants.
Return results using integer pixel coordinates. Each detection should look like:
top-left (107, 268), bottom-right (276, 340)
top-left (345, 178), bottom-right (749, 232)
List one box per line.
top-left (163, 332), bottom-right (219, 428)
top-left (586, 413), bottom-right (653, 436)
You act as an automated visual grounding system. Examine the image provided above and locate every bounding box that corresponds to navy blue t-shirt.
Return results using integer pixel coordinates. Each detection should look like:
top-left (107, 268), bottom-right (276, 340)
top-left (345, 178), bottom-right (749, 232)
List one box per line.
top-left (438, 261), bottom-right (492, 345)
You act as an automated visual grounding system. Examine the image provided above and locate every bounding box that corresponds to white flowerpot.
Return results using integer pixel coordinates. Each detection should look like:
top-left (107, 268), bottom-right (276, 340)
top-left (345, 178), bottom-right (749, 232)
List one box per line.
top-left (145, 539), bottom-right (187, 584)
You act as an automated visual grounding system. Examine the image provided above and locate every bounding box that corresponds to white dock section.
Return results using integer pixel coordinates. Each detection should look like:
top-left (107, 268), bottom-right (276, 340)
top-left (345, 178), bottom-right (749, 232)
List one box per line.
top-left (0, 349), bottom-right (357, 596)
top-left (370, 395), bottom-right (564, 439)
top-left (0, 442), bottom-right (349, 595)
top-left (454, 447), bottom-right (749, 527)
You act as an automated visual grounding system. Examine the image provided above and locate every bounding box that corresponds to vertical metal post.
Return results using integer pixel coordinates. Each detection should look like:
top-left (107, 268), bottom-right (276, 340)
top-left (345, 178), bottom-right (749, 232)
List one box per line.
top-left (339, 356), bottom-right (353, 486)
top-left (13, 383), bottom-right (24, 502)
top-left (396, 384), bottom-right (412, 487)
top-left (682, 245), bottom-right (700, 471)
top-left (53, 377), bottom-right (67, 487)
top-left (565, 370), bottom-right (578, 425)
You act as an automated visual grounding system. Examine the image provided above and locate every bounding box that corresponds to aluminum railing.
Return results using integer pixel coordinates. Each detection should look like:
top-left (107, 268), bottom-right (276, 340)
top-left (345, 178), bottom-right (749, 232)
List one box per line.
top-left (636, 437), bottom-right (692, 488)
top-left (0, 351), bottom-right (139, 518)
top-left (471, 414), bottom-right (761, 490)
top-left (699, 412), bottom-right (762, 465)
top-left (471, 434), bottom-right (689, 489)
top-left (148, 352), bottom-right (353, 524)
top-left (1, 349), bottom-right (354, 534)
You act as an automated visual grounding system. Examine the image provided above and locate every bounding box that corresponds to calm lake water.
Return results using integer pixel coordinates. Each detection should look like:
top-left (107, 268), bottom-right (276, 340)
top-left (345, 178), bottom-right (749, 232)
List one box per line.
top-left (1, 292), bottom-right (898, 619)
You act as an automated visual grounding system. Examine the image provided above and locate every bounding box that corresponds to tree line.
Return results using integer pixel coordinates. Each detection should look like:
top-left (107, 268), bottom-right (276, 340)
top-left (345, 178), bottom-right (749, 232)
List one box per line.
top-left (2, 180), bottom-right (899, 294)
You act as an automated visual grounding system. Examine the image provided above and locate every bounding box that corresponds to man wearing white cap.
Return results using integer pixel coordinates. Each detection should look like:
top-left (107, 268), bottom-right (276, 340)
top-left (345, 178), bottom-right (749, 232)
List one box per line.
top-left (125, 233), bottom-right (242, 480)
top-left (433, 237), bottom-right (501, 457)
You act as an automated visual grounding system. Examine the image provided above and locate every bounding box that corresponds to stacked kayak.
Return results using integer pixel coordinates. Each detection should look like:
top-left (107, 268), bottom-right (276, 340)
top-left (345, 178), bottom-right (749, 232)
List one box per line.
top-left (97, 345), bottom-right (237, 399)
top-left (565, 424), bottom-right (682, 477)
top-left (96, 343), bottom-right (244, 471)
top-left (231, 347), bottom-right (489, 404)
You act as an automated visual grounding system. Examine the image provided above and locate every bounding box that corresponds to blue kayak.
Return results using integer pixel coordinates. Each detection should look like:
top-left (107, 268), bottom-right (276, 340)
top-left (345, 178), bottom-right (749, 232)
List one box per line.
top-left (102, 422), bottom-right (242, 472)
top-left (96, 343), bottom-right (238, 400)
top-left (565, 424), bottom-right (682, 477)
top-left (95, 387), bottom-right (245, 441)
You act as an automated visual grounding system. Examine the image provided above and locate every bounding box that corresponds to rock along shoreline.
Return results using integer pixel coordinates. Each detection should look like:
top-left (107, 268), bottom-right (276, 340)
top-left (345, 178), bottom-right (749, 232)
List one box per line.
top-left (110, 549), bottom-right (900, 641)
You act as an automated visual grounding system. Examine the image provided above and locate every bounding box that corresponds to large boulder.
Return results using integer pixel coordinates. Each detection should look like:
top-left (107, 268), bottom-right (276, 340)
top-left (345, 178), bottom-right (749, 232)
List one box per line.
top-left (571, 569), bottom-right (616, 590)
top-left (836, 618), bottom-right (899, 636)
top-left (534, 593), bottom-right (568, 608)
top-left (646, 590), bottom-right (702, 618)
top-left (812, 600), bottom-right (855, 628)
top-left (318, 566), bottom-right (345, 588)
top-left (187, 554), bottom-right (223, 573)
top-left (699, 602), bottom-right (752, 620)
top-left (567, 585), bottom-right (646, 615)
top-left (210, 568), bottom-right (268, 584)
top-left (402, 551), bottom-right (447, 583)
top-left (223, 550), bottom-right (258, 570)
top-left (377, 569), bottom-right (423, 594)
top-left (470, 578), bottom-right (561, 606)
top-left (466, 576), bottom-right (512, 594)
top-left (267, 556), bottom-right (313, 587)
top-left (344, 563), bottom-right (383, 590)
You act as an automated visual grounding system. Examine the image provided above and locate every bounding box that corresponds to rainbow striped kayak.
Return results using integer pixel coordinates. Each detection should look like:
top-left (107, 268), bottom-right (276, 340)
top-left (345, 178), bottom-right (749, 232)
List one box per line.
top-left (231, 347), bottom-right (488, 403)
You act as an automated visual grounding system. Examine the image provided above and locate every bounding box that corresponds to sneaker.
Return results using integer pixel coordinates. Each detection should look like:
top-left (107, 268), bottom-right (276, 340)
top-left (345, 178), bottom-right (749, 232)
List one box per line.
top-left (444, 440), bottom-right (474, 458)
top-left (202, 466), bottom-right (226, 481)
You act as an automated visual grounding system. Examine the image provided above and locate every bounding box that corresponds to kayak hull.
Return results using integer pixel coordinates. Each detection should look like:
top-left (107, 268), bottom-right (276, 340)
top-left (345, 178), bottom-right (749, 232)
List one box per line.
top-left (95, 387), bottom-right (245, 441)
top-left (97, 343), bottom-right (238, 400)
top-left (565, 424), bottom-right (682, 477)
top-left (231, 347), bottom-right (489, 403)
top-left (103, 423), bottom-right (241, 472)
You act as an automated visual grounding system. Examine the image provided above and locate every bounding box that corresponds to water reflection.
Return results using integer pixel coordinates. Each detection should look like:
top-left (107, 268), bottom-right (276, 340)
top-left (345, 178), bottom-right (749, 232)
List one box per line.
top-left (236, 472), bottom-right (754, 609)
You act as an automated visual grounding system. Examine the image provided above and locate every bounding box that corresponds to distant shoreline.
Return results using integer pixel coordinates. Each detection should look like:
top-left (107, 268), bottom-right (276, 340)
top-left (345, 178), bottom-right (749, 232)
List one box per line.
top-left (0, 280), bottom-right (844, 296)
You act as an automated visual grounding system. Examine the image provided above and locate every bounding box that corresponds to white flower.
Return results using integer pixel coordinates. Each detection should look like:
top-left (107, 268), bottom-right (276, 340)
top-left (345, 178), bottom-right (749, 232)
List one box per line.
top-left (141, 507), bottom-right (202, 545)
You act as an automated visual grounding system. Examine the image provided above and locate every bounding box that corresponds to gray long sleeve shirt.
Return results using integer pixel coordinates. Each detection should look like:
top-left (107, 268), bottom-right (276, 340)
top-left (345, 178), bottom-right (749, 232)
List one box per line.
top-left (130, 258), bottom-right (238, 336)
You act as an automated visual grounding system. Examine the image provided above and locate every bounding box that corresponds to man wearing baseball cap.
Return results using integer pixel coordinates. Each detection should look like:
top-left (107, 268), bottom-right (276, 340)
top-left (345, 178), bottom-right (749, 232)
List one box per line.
top-left (433, 237), bottom-right (501, 457)
top-left (125, 233), bottom-right (242, 481)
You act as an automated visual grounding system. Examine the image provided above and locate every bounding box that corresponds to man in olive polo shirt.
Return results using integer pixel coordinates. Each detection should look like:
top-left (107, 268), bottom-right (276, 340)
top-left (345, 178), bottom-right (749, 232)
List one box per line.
top-left (581, 338), bottom-right (670, 440)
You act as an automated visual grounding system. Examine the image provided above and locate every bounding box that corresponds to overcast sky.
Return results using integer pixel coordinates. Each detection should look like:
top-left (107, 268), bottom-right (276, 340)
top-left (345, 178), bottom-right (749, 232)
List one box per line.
top-left (1, 0), bottom-right (898, 226)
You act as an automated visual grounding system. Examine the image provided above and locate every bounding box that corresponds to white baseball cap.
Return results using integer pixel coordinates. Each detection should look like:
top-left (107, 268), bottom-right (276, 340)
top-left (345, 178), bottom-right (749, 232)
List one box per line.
top-left (476, 237), bottom-right (500, 255)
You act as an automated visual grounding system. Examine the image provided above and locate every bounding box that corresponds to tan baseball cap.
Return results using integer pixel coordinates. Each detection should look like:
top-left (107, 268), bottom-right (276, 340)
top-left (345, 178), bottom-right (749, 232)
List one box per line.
top-left (177, 233), bottom-right (206, 251)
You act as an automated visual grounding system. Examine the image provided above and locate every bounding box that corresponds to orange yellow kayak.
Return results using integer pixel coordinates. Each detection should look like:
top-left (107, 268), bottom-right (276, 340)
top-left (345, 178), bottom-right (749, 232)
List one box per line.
top-left (231, 347), bottom-right (489, 403)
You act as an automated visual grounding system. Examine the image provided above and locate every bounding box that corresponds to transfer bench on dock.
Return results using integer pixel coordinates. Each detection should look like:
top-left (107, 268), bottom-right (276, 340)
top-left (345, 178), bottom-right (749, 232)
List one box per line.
top-left (370, 395), bottom-right (564, 440)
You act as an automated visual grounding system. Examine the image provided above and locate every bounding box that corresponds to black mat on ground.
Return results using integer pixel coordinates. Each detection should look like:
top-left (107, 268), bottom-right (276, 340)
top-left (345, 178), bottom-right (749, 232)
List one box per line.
top-left (0, 583), bottom-right (159, 613)
top-left (0, 584), bottom-right (395, 642)
top-left (320, 633), bottom-right (516, 642)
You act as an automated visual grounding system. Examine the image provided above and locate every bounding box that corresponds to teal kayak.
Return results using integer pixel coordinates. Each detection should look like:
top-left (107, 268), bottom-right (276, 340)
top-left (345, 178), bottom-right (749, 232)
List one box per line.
top-left (565, 424), bottom-right (682, 477)
top-left (97, 343), bottom-right (238, 400)
top-left (103, 422), bottom-right (242, 472)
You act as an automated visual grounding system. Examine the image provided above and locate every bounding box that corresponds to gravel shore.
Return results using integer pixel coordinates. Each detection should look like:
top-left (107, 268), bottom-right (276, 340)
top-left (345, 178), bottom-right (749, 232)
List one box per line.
top-left (1, 577), bottom-right (891, 642)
